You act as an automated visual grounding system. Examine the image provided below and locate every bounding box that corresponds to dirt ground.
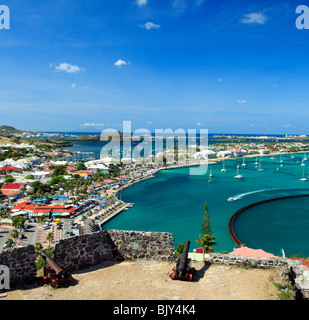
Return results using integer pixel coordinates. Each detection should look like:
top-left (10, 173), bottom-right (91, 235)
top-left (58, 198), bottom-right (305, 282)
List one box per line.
top-left (1, 260), bottom-right (284, 300)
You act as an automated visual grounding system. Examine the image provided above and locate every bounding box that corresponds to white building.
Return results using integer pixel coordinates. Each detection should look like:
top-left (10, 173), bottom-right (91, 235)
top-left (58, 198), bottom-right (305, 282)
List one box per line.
top-left (193, 150), bottom-right (217, 160)
top-left (217, 151), bottom-right (233, 158)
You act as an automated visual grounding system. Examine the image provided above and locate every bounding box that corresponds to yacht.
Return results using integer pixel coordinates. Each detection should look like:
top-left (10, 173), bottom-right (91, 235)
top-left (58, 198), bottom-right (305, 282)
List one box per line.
top-left (221, 160), bottom-right (227, 172)
top-left (241, 157), bottom-right (246, 167)
top-left (234, 166), bottom-right (243, 179)
top-left (209, 168), bottom-right (213, 177)
top-left (208, 168), bottom-right (213, 183)
top-left (300, 168), bottom-right (307, 181)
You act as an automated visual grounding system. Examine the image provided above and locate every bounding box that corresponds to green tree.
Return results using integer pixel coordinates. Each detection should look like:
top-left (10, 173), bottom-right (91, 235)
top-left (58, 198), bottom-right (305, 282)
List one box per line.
top-left (51, 165), bottom-right (67, 177)
top-left (196, 233), bottom-right (216, 255)
top-left (196, 202), bottom-right (216, 256)
top-left (76, 162), bottom-right (86, 170)
top-left (4, 175), bottom-right (15, 183)
top-left (6, 238), bottom-right (14, 248)
top-left (46, 232), bottom-right (54, 245)
top-left (175, 243), bottom-right (184, 258)
top-left (12, 215), bottom-right (26, 229)
top-left (200, 201), bottom-right (212, 236)
top-left (10, 228), bottom-right (19, 239)
top-left (34, 244), bottom-right (54, 270)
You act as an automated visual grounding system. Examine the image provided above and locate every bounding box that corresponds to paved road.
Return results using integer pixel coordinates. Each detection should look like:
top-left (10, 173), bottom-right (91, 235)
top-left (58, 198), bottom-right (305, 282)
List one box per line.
top-left (0, 226), bottom-right (12, 251)
top-left (17, 223), bottom-right (38, 247)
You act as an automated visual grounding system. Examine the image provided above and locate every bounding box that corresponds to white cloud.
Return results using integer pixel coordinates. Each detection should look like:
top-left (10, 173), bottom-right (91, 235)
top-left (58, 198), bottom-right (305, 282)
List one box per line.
top-left (81, 123), bottom-right (105, 127)
top-left (196, 122), bottom-right (202, 126)
top-left (54, 62), bottom-right (83, 73)
top-left (238, 99), bottom-right (247, 104)
top-left (146, 121), bottom-right (152, 124)
top-left (140, 22), bottom-right (161, 30)
top-left (114, 59), bottom-right (130, 68)
top-left (136, 0), bottom-right (148, 7)
top-left (241, 12), bottom-right (267, 25)
top-left (284, 124), bottom-right (291, 128)
top-left (217, 78), bottom-right (222, 82)
top-left (71, 83), bottom-right (76, 89)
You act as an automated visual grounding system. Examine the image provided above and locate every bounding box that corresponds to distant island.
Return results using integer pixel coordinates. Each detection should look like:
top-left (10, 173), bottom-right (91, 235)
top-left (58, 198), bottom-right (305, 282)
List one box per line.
top-left (0, 125), bottom-right (73, 148)
top-left (73, 131), bottom-right (132, 142)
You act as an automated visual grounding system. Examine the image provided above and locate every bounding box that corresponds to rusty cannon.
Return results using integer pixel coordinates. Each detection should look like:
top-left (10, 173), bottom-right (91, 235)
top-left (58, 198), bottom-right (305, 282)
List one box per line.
top-left (41, 252), bottom-right (73, 288)
top-left (170, 240), bottom-right (195, 281)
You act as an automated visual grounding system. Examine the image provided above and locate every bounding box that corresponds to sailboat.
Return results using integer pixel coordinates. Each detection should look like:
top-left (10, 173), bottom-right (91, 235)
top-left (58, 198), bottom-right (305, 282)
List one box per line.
top-left (301, 160), bottom-right (306, 167)
top-left (221, 160), bottom-right (227, 172)
top-left (300, 168), bottom-right (307, 181)
top-left (258, 159), bottom-right (263, 171)
top-left (234, 166), bottom-right (243, 179)
top-left (304, 153), bottom-right (308, 161)
top-left (241, 157), bottom-right (246, 167)
top-left (208, 168), bottom-right (214, 183)
top-left (254, 157), bottom-right (259, 165)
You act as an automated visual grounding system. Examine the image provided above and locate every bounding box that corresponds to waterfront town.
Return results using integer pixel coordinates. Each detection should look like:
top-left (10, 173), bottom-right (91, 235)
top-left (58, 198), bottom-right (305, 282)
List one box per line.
top-left (1, 135), bottom-right (309, 253)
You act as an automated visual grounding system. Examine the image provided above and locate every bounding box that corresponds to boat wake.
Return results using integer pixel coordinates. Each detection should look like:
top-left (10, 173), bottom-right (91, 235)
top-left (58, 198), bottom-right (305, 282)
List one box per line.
top-left (227, 187), bottom-right (309, 201)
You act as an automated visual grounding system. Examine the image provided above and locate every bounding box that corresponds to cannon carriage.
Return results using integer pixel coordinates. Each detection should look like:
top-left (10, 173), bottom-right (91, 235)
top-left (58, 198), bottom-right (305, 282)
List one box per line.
top-left (41, 252), bottom-right (73, 287)
top-left (170, 240), bottom-right (195, 281)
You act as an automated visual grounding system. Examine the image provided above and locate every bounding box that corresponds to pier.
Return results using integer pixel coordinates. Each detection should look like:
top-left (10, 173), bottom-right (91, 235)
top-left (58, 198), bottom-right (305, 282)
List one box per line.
top-left (98, 202), bottom-right (133, 227)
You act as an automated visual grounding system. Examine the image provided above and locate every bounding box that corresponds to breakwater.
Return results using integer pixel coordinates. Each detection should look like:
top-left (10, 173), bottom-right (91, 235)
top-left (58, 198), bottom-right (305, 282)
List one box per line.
top-left (229, 194), bottom-right (309, 247)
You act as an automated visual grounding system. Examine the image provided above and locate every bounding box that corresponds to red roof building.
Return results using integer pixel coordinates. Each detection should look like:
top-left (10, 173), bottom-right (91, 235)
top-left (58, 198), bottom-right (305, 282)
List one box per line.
top-left (13, 202), bottom-right (77, 215)
top-left (0, 166), bottom-right (22, 173)
top-left (1, 183), bottom-right (26, 194)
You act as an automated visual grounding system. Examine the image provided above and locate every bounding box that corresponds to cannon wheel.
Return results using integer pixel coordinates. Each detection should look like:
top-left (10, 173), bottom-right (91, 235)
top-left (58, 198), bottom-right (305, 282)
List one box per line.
top-left (170, 272), bottom-right (176, 280)
top-left (188, 273), bottom-right (193, 281)
top-left (173, 266), bottom-right (176, 272)
top-left (51, 279), bottom-right (58, 288)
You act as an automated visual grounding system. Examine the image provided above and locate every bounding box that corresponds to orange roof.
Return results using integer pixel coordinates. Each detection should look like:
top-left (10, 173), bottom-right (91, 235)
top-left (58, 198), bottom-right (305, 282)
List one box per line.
top-left (229, 247), bottom-right (279, 258)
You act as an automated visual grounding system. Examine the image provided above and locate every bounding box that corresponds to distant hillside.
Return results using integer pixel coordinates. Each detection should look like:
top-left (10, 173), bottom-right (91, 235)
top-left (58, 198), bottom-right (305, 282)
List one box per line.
top-left (0, 125), bottom-right (72, 148)
top-left (0, 125), bottom-right (26, 134)
top-left (74, 131), bottom-right (131, 141)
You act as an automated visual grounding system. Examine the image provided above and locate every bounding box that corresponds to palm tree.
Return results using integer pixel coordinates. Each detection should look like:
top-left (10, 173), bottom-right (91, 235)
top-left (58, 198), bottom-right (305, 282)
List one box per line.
top-left (10, 228), bottom-right (19, 240)
top-left (6, 238), bottom-right (14, 248)
top-left (46, 232), bottom-right (54, 245)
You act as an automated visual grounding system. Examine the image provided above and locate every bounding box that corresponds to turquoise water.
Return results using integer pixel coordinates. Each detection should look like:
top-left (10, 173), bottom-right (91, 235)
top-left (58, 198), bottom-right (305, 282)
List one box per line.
top-left (103, 153), bottom-right (309, 257)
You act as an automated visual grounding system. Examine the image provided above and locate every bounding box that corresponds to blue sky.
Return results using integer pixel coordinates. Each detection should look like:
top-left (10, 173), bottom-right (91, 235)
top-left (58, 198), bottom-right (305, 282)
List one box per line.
top-left (1, 0), bottom-right (309, 134)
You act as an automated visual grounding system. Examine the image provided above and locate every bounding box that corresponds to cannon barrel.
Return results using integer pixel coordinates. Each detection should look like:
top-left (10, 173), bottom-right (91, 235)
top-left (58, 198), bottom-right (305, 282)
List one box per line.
top-left (176, 240), bottom-right (190, 275)
top-left (41, 252), bottom-right (64, 277)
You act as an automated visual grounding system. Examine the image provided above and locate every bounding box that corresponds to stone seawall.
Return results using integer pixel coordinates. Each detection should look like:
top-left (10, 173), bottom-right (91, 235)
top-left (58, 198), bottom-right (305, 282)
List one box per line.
top-left (0, 245), bottom-right (36, 287)
top-left (53, 230), bottom-right (175, 272)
